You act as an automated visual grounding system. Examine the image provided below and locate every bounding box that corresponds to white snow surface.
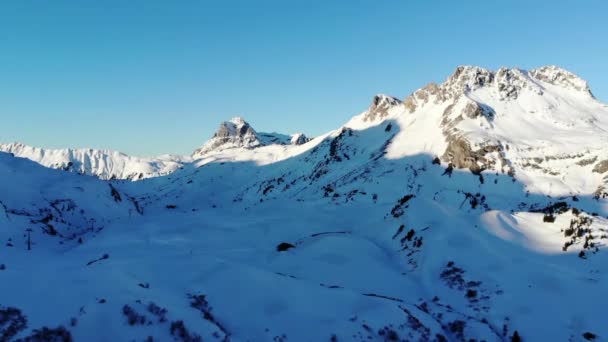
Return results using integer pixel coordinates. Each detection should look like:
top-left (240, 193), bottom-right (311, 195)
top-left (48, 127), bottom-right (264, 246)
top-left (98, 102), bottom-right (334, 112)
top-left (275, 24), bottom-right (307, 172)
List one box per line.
top-left (0, 142), bottom-right (190, 181)
top-left (2, 66), bottom-right (608, 341)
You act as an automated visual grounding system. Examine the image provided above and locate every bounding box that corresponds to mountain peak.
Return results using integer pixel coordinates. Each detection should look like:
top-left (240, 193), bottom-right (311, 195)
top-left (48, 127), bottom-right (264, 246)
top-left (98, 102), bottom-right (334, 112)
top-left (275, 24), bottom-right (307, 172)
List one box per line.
top-left (530, 65), bottom-right (593, 97)
top-left (445, 65), bottom-right (494, 92)
top-left (290, 133), bottom-right (310, 145)
top-left (410, 65), bottom-right (594, 106)
top-left (362, 94), bottom-right (402, 122)
top-left (192, 117), bottom-right (260, 158)
top-left (228, 116), bottom-right (248, 126)
top-left (192, 117), bottom-right (311, 158)
top-left (443, 65), bottom-right (541, 99)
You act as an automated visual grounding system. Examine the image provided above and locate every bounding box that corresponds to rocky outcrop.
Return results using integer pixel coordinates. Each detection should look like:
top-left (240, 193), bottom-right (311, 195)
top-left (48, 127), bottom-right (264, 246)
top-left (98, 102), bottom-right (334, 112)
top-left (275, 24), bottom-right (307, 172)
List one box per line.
top-left (290, 133), bottom-right (310, 145)
top-left (192, 117), bottom-right (262, 157)
top-left (462, 101), bottom-right (495, 120)
top-left (441, 137), bottom-right (506, 174)
top-left (363, 95), bottom-right (402, 122)
top-left (443, 66), bottom-right (495, 96)
top-left (192, 117), bottom-right (311, 158)
top-left (410, 65), bottom-right (556, 105)
top-left (530, 65), bottom-right (593, 97)
top-left (592, 160), bottom-right (608, 174)
top-left (577, 156), bottom-right (598, 166)
top-left (494, 67), bottom-right (544, 100)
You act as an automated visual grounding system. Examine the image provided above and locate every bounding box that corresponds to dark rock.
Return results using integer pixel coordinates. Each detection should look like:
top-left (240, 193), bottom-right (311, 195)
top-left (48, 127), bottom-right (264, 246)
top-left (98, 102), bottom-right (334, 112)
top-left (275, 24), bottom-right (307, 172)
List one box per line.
top-left (592, 160), bottom-right (608, 173)
top-left (276, 242), bottom-right (295, 252)
top-left (363, 95), bottom-right (402, 122)
top-left (583, 332), bottom-right (597, 340)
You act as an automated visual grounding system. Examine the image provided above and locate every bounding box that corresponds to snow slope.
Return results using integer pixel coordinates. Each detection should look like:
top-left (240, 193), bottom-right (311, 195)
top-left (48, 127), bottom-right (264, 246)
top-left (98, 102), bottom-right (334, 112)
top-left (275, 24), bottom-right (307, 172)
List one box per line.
top-left (1, 66), bottom-right (608, 342)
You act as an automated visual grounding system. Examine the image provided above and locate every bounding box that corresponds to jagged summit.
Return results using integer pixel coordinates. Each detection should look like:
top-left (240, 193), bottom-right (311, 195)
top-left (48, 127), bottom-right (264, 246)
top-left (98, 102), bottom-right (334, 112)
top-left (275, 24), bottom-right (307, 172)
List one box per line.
top-left (358, 65), bottom-right (594, 127)
top-left (394, 65), bottom-right (596, 120)
top-left (530, 65), bottom-right (593, 97)
top-left (342, 64), bottom-right (607, 196)
top-left (435, 65), bottom-right (543, 101)
top-left (362, 94), bottom-right (402, 122)
top-left (191, 117), bottom-right (260, 158)
top-left (442, 65), bottom-right (592, 99)
top-left (3, 65), bottom-right (600, 187)
top-left (290, 133), bottom-right (310, 145)
top-left (383, 65), bottom-right (607, 196)
top-left (192, 117), bottom-right (310, 159)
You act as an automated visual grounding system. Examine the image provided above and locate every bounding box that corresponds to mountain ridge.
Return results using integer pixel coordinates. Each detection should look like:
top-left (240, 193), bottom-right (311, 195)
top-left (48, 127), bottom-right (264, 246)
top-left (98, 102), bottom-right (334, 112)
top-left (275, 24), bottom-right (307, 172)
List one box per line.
top-left (3, 65), bottom-right (601, 184)
top-left (0, 141), bottom-right (191, 181)
top-left (1, 64), bottom-right (608, 341)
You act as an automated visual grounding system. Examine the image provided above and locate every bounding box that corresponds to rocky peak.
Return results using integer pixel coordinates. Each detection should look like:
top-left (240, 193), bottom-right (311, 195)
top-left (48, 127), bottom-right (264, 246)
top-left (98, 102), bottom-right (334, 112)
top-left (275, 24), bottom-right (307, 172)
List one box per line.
top-left (218, 117), bottom-right (257, 140)
top-left (444, 66), bottom-right (494, 94)
top-left (410, 65), bottom-right (589, 107)
top-left (363, 94), bottom-right (402, 122)
top-left (530, 65), bottom-right (593, 97)
top-left (442, 65), bottom-right (546, 100)
top-left (192, 117), bottom-right (311, 158)
top-left (192, 117), bottom-right (261, 158)
top-left (494, 67), bottom-right (544, 100)
top-left (400, 66), bottom-right (494, 114)
top-left (290, 133), bottom-right (310, 145)
top-left (443, 65), bottom-right (593, 100)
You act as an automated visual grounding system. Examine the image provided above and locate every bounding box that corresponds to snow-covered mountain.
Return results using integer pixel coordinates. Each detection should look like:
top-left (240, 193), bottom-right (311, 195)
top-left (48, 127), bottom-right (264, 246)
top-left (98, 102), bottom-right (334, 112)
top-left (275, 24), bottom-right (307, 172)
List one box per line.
top-left (0, 142), bottom-right (190, 181)
top-left (0, 118), bottom-right (309, 181)
top-left (2, 65), bottom-right (608, 341)
top-left (347, 65), bottom-right (608, 197)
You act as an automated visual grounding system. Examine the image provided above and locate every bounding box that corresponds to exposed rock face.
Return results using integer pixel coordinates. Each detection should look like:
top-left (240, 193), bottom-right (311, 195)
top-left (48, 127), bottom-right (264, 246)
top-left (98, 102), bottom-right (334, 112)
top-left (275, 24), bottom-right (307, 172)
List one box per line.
top-left (290, 133), bottom-right (310, 145)
top-left (577, 156), bottom-right (598, 167)
top-left (192, 117), bottom-right (262, 158)
top-left (443, 66), bottom-right (495, 95)
top-left (594, 185), bottom-right (608, 199)
top-left (438, 65), bottom-right (546, 101)
top-left (441, 137), bottom-right (506, 174)
top-left (440, 65), bottom-right (592, 101)
top-left (428, 67), bottom-right (551, 176)
top-left (592, 160), bottom-right (608, 174)
top-left (403, 65), bottom-right (592, 178)
top-left (530, 65), bottom-right (593, 97)
top-left (217, 118), bottom-right (257, 141)
top-left (437, 94), bottom-right (507, 175)
top-left (363, 94), bottom-right (402, 122)
top-left (494, 67), bottom-right (544, 100)
top-left (216, 117), bottom-right (258, 147)
top-left (414, 65), bottom-right (590, 105)
top-left (462, 101), bottom-right (495, 120)
top-left (192, 117), bottom-right (311, 158)
top-left (352, 65), bottom-right (597, 181)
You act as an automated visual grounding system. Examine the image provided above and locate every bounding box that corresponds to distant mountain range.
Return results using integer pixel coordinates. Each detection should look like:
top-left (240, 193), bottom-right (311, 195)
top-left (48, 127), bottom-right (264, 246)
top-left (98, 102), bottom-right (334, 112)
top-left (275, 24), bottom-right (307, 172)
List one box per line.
top-left (0, 118), bottom-right (309, 180)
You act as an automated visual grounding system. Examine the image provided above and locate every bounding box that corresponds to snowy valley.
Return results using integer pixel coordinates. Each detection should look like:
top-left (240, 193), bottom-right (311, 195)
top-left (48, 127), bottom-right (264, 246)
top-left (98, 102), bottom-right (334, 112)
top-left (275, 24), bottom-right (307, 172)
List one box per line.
top-left (1, 65), bottom-right (608, 341)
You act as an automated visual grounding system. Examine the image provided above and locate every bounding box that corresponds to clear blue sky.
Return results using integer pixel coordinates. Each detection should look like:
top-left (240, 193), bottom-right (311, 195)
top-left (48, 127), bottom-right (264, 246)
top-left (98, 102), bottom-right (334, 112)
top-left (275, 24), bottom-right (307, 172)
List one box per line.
top-left (0, 0), bottom-right (606, 156)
